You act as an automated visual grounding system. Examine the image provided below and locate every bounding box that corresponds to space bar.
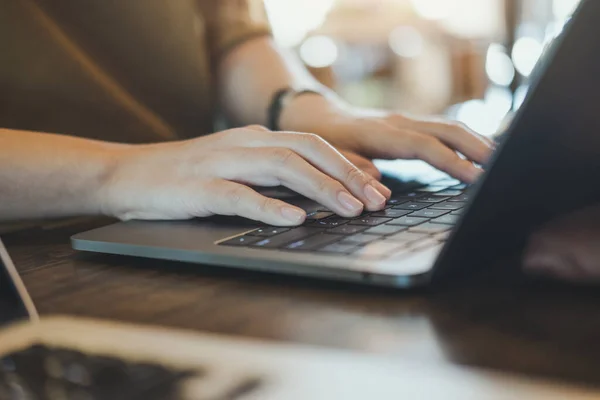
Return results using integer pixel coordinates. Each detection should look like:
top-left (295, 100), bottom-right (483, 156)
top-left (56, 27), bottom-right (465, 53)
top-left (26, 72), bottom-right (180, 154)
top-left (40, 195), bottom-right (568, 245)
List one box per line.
top-left (251, 227), bottom-right (322, 248)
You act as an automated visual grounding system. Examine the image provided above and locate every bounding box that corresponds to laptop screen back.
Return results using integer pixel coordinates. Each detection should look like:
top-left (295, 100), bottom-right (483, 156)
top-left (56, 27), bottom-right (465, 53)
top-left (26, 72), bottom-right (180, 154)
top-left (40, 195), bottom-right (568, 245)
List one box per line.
top-left (0, 239), bottom-right (32, 326)
top-left (433, 0), bottom-right (600, 283)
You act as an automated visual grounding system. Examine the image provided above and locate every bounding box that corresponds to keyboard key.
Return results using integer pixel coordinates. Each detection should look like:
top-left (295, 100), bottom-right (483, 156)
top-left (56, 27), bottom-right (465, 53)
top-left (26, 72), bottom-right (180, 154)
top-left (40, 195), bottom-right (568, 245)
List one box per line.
top-left (354, 211), bottom-right (374, 219)
top-left (385, 231), bottom-right (428, 243)
top-left (220, 235), bottom-right (262, 246)
top-left (451, 184), bottom-right (468, 190)
top-left (349, 217), bottom-right (392, 226)
top-left (318, 243), bottom-right (359, 254)
top-left (432, 214), bottom-right (459, 225)
top-left (306, 211), bottom-right (334, 220)
top-left (342, 234), bottom-right (381, 245)
top-left (387, 216), bottom-right (428, 226)
top-left (434, 189), bottom-right (463, 196)
top-left (355, 241), bottom-right (407, 259)
top-left (416, 196), bottom-right (450, 203)
top-left (248, 227), bottom-right (290, 237)
top-left (304, 205), bottom-right (333, 215)
top-left (328, 225), bottom-right (368, 235)
top-left (451, 209), bottom-right (464, 215)
top-left (409, 223), bottom-right (452, 234)
top-left (370, 209), bottom-right (412, 218)
top-left (364, 225), bottom-right (407, 236)
top-left (306, 218), bottom-right (349, 228)
top-left (285, 234), bottom-right (343, 251)
top-left (392, 202), bottom-right (429, 211)
top-left (409, 209), bottom-right (450, 219)
top-left (388, 192), bottom-right (422, 203)
top-left (251, 227), bottom-right (320, 248)
top-left (429, 201), bottom-right (467, 211)
top-left (386, 198), bottom-right (408, 206)
top-left (448, 194), bottom-right (470, 202)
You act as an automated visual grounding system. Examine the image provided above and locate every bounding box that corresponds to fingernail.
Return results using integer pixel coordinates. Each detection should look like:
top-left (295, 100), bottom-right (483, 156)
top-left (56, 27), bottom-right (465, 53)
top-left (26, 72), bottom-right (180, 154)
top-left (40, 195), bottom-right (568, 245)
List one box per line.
top-left (468, 166), bottom-right (483, 183)
top-left (281, 207), bottom-right (306, 224)
top-left (364, 184), bottom-right (387, 206)
top-left (338, 191), bottom-right (363, 212)
top-left (373, 181), bottom-right (392, 199)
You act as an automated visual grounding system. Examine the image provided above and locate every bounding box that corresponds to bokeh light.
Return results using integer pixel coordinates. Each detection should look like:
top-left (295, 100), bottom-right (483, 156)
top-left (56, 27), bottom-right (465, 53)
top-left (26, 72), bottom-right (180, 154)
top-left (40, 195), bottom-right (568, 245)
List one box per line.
top-left (389, 26), bottom-right (424, 59)
top-left (264, 0), bottom-right (336, 48)
top-left (512, 37), bottom-right (544, 77)
top-left (513, 85), bottom-right (530, 110)
top-left (410, 0), bottom-right (452, 20)
top-left (553, 0), bottom-right (581, 19)
top-left (486, 44), bottom-right (516, 87)
top-left (485, 86), bottom-right (513, 118)
top-left (453, 86), bottom-right (513, 137)
top-left (264, 0), bottom-right (575, 138)
top-left (299, 36), bottom-right (339, 68)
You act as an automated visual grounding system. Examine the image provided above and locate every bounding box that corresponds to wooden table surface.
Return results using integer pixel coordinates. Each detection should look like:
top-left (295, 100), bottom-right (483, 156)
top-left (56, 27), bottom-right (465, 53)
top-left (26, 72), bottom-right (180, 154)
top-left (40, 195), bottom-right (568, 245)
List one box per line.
top-left (4, 219), bottom-right (600, 390)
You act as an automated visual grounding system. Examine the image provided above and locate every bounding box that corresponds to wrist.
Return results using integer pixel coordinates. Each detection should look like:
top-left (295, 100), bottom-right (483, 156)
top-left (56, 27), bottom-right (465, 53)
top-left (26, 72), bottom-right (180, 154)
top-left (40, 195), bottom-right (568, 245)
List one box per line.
top-left (278, 90), bottom-right (350, 135)
top-left (94, 143), bottom-right (136, 218)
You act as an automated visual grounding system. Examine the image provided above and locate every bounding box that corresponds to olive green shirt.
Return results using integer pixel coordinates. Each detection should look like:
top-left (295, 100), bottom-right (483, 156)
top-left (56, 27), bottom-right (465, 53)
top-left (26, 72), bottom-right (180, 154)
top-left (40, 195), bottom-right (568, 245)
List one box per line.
top-left (1, 0), bottom-right (271, 142)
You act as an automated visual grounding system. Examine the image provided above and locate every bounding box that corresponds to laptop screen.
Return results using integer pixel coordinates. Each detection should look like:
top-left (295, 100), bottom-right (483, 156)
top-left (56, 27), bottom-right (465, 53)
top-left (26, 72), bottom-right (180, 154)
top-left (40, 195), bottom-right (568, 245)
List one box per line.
top-left (0, 239), bottom-right (31, 326)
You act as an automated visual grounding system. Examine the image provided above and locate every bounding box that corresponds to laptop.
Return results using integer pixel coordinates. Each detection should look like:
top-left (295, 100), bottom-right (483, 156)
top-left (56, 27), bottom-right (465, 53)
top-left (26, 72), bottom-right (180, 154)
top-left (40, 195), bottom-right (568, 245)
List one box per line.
top-left (4, 239), bottom-right (597, 399)
top-left (72, 0), bottom-right (600, 288)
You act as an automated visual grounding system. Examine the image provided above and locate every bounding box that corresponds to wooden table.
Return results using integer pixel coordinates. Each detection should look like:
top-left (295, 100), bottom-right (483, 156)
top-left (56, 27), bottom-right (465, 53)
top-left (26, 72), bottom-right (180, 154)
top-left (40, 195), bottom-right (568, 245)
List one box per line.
top-left (4, 219), bottom-right (600, 390)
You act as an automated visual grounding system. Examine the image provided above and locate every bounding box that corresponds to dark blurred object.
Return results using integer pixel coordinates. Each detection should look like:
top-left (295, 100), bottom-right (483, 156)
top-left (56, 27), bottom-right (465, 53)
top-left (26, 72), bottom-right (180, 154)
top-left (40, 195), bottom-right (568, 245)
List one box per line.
top-left (0, 345), bottom-right (200, 400)
top-left (524, 203), bottom-right (600, 284)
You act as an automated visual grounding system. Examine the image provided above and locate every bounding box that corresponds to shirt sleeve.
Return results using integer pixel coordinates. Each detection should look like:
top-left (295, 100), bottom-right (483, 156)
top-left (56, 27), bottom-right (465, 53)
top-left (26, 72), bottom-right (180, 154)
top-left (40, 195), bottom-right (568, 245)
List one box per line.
top-left (196, 0), bottom-right (272, 61)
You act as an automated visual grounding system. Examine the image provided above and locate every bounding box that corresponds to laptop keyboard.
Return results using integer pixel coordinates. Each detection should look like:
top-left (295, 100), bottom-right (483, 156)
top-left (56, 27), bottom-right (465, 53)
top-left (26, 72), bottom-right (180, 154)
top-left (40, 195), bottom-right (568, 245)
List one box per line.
top-left (0, 344), bottom-right (263, 400)
top-left (219, 183), bottom-right (469, 260)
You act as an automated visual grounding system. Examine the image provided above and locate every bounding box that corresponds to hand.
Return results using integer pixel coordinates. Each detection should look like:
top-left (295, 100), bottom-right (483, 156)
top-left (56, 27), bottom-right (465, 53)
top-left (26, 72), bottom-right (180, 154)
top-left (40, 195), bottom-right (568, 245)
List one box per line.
top-left (523, 204), bottom-right (600, 283)
top-left (339, 150), bottom-right (382, 181)
top-left (100, 126), bottom-right (390, 226)
top-left (281, 97), bottom-right (495, 183)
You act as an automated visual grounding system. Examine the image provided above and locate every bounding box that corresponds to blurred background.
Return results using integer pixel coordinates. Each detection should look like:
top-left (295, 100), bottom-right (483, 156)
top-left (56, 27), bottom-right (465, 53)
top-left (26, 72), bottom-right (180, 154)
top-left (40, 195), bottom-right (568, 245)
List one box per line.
top-left (263, 0), bottom-right (581, 138)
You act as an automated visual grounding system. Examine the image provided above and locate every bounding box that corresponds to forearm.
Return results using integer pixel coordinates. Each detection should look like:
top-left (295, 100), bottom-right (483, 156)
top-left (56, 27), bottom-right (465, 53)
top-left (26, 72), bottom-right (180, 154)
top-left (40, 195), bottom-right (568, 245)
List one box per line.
top-left (0, 128), bottom-right (123, 221)
top-left (219, 36), bottom-right (346, 131)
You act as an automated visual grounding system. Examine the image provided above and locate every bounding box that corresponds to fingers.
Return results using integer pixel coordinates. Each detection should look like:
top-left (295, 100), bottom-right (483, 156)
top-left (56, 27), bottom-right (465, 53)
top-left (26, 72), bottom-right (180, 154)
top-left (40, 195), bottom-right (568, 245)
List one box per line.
top-left (340, 150), bottom-right (384, 181)
top-left (338, 151), bottom-right (391, 200)
top-left (344, 159), bottom-right (391, 200)
top-left (408, 119), bottom-right (494, 165)
top-left (242, 130), bottom-right (388, 211)
top-left (204, 180), bottom-right (307, 226)
top-left (214, 148), bottom-right (365, 217)
top-left (317, 118), bottom-right (487, 183)
top-left (371, 180), bottom-right (391, 199)
top-left (402, 132), bottom-right (483, 183)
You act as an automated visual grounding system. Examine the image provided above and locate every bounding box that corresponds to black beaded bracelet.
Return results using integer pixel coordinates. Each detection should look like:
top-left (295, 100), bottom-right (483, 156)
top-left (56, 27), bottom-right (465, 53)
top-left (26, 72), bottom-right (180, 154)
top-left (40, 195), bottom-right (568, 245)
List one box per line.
top-left (267, 88), bottom-right (290, 131)
top-left (267, 88), bottom-right (323, 131)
